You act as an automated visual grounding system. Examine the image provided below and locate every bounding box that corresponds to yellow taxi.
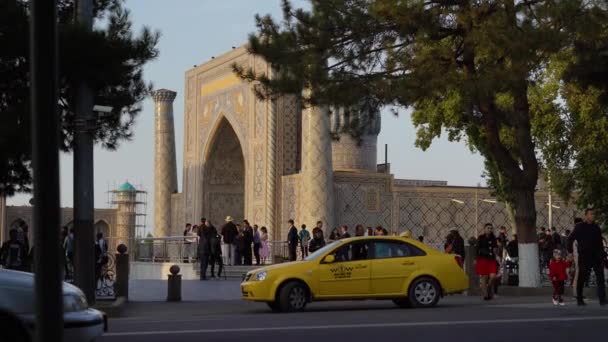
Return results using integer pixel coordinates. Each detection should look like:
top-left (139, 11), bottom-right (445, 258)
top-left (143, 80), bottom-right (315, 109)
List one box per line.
top-left (241, 236), bottom-right (468, 312)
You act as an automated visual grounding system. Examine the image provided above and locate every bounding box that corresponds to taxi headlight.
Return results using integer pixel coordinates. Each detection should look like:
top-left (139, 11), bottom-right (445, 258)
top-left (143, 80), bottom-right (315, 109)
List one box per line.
top-left (253, 271), bottom-right (267, 281)
top-left (63, 293), bottom-right (88, 312)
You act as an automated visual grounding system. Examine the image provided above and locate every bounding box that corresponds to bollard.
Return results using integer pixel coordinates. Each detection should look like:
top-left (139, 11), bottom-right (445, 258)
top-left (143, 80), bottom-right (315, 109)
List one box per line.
top-left (167, 265), bottom-right (182, 302)
top-left (114, 244), bottom-right (130, 300)
top-left (464, 245), bottom-right (479, 294)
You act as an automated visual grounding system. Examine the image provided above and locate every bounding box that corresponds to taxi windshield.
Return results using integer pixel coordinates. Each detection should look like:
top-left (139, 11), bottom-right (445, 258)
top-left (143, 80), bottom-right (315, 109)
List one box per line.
top-left (304, 240), bottom-right (341, 261)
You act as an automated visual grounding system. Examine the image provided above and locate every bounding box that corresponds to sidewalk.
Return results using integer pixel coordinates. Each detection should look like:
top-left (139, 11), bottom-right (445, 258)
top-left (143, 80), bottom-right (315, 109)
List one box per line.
top-left (129, 279), bottom-right (242, 301)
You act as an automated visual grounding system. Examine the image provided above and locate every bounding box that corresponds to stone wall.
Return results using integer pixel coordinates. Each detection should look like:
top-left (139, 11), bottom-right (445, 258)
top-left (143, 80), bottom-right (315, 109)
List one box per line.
top-left (2, 205), bottom-right (117, 245)
top-left (331, 173), bottom-right (580, 246)
top-left (280, 174), bottom-right (301, 242)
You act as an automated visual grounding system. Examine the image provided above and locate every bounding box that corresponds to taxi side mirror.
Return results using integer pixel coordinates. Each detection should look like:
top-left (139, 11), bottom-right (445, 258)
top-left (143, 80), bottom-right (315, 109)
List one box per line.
top-left (323, 254), bottom-right (335, 263)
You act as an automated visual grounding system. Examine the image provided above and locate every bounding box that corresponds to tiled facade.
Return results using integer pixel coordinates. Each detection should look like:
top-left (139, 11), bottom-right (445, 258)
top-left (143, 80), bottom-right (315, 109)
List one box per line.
top-left (152, 46), bottom-right (580, 249)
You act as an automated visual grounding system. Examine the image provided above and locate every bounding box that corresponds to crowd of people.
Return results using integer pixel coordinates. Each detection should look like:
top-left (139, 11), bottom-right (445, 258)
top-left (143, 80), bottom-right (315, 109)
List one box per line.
top-left (0, 224), bottom-right (110, 288)
top-left (187, 217), bottom-right (401, 280)
top-left (468, 208), bottom-right (607, 306)
top-left (183, 217), bottom-right (271, 280)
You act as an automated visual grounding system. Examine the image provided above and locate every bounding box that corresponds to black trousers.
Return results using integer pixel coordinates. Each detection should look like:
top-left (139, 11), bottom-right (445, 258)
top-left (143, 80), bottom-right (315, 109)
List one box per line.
top-left (576, 256), bottom-right (606, 301)
top-left (243, 244), bottom-right (253, 265)
top-left (209, 254), bottom-right (223, 277)
top-left (289, 245), bottom-right (297, 261)
top-left (253, 243), bottom-right (261, 265)
top-left (199, 254), bottom-right (209, 279)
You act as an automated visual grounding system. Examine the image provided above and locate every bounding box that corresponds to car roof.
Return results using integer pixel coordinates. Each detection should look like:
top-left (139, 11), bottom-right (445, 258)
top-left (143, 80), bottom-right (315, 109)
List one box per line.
top-left (335, 236), bottom-right (439, 254)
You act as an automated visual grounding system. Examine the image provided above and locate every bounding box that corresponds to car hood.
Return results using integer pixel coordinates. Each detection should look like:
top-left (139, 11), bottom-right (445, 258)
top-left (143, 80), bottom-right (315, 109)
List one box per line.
top-left (251, 260), bottom-right (313, 274)
top-left (0, 269), bottom-right (83, 296)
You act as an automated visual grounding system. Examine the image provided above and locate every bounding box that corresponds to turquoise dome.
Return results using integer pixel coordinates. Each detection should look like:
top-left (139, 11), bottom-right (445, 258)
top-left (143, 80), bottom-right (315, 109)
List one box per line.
top-left (117, 182), bottom-right (136, 192)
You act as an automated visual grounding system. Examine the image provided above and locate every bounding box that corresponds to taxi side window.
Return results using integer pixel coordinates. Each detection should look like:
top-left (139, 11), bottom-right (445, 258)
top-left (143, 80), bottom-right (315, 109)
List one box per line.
top-left (332, 241), bottom-right (370, 262)
top-left (373, 241), bottom-right (426, 259)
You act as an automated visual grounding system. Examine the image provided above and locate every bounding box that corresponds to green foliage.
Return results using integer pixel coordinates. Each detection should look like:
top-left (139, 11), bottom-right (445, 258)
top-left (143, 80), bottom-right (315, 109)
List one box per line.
top-left (0, 0), bottom-right (160, 195)
top-left (238, 0), bottom-right (608, 235)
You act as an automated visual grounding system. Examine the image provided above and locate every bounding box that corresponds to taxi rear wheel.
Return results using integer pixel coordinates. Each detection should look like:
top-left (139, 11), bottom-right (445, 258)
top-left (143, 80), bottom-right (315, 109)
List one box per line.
top-left (277, 281), bottom-right (308, 312)
top-left (408, 277), bottom-right (440, 308)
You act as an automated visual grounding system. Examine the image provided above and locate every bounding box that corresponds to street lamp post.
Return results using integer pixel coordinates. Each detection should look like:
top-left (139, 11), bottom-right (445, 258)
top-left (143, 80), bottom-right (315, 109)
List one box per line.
top-left (30, 1), bottom-right (63, 341)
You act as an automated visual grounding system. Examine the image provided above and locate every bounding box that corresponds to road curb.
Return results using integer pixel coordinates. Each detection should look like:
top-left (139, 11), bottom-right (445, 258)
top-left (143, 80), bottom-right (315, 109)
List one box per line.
top-left (95, 296), bottom-right (127, 318)
top-left (467, 286), bottom-right (600, 299)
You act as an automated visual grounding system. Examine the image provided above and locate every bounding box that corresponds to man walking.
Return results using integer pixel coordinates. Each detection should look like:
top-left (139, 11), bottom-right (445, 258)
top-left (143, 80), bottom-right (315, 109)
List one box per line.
top-left (253, 225), bottom-right (261, 265)
top-left (299, 224), bottom-right (311, 259)
top-left (221, 216), bottom-right (238, 266)
top-left (567, 209), bottom-right (606, 306)
top-left (207, 220), bottom-right (223, 279)
top-left (287, 219), bottom-right (298, 261)
top-left (0, 229), bottom-right (28, 271)
top-left (242, 220), bottom-right (254, 265)
top-left (198, 221), bottom-right (212, 280)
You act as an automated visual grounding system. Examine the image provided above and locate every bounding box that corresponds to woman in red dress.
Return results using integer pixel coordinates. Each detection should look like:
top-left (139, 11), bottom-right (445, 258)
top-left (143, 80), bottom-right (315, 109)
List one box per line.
top-left (476, 223), bottom-right (499, 300)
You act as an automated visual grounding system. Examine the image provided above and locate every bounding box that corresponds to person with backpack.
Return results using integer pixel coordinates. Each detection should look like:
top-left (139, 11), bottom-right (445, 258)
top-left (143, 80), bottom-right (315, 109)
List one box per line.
top-left (298, 224), bottom-right (311, 259)
top-left (1, 229), bottom-right (28, 271)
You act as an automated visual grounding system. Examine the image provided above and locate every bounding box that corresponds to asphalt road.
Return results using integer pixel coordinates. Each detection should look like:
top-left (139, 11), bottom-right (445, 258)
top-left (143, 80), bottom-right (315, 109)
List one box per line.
top-left (99, 297), bottom-right (608, 342)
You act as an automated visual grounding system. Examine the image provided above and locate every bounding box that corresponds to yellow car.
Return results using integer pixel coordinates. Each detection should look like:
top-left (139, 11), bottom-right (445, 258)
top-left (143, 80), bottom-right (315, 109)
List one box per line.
top-left (241, 236), bottom-right (468, 312)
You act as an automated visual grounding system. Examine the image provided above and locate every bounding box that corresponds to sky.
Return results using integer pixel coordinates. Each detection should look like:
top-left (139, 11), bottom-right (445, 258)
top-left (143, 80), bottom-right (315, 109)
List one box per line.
top-left (7, 0), bottom-right (485, 232)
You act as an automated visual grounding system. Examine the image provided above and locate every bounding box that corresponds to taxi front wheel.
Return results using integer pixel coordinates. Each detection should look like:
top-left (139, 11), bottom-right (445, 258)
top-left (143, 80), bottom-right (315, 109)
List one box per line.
top-left (277, 281), bottom-right (308, 312)
top-left (408, 277), bottom-right (440, 308)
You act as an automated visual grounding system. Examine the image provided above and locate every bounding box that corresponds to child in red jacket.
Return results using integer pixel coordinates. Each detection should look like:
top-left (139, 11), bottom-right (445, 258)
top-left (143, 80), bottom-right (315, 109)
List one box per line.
top-left (549, 249), bottom-right (571, 305)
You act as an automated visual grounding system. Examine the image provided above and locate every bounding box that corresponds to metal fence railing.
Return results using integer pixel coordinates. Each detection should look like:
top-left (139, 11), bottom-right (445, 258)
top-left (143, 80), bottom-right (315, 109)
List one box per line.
top-left (103, 237), bottom-right (290, 265)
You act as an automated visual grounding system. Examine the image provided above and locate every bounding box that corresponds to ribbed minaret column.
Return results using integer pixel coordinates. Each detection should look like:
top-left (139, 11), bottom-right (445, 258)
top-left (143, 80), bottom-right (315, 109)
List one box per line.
top-left (266, 99), bottom-right (277, 244)
top-left (301, 103), bottom-right (334, 230)
top-left (152, 89), bottom-right (178, 237)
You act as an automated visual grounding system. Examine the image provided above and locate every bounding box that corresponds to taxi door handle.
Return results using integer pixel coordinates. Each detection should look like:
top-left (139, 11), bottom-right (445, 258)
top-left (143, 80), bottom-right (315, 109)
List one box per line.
top-left (402, 261), bottom-right (415, 266)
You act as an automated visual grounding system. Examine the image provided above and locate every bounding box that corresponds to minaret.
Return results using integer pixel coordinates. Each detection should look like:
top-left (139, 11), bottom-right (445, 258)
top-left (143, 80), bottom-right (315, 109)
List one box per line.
top-left (301, 102), bottom-right (334, 231)
top-left (152, 89), bottom-right (178, 237)
top-left (113, 182), bottom-right (138, 250)
top-left (330, 99), bottom-right (381, 172)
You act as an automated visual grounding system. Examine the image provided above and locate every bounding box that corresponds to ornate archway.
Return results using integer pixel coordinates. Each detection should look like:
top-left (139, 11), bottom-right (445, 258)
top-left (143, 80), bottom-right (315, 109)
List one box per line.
top-left (202, 117), bottom-right (245, 226)
top-left (95, 220), bottom-right (110, 238)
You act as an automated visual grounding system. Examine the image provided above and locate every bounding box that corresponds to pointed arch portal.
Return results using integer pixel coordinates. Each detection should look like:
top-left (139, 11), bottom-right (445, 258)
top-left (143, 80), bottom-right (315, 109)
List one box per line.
top-left (203, 117), bottom-right (245, 226)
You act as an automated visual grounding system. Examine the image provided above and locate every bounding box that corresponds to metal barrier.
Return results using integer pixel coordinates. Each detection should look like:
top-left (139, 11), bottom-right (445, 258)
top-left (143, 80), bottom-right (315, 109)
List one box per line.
top-left (104, 237), bottom-right (290, 265)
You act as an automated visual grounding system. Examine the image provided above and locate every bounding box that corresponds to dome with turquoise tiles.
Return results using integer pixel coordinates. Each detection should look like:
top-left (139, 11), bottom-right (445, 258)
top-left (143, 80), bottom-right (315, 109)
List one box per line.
top-left (117, 181), bottom-right (136, 192)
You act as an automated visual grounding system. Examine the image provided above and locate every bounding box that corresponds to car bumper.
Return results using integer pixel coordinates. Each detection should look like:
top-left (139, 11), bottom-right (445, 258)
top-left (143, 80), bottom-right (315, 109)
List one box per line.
top-left (241, 281), bottom-right (275, 302)
top-left (443, 272), bottom-right (470, 294)
top-left (21, 308), bottom-right (106, 342)
top-left (64, 308), bottom-right (107, 342)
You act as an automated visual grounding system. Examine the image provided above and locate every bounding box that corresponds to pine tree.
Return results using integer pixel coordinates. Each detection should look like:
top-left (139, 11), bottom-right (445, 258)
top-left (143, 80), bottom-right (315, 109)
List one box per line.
top-left (0, 0), bottom-right (160, 195)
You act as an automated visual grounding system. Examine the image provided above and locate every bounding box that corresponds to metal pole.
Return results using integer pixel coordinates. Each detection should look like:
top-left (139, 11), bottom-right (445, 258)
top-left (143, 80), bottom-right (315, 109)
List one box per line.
top-left (475, 187), bottom-right (479, 237)
top-left (30, 1), bottom-right (63, 341)
top-left (73, 0), bottom-right (96, 305)
top-left (548, 177), bottom-right (553, 229)
top-left (384, 144), bottom-right (388, 173)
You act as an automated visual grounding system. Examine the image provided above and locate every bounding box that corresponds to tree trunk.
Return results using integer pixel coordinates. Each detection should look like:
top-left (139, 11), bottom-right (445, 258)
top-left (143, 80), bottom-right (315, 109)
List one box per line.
top-left (512, 188), bottom-right (540, 287)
